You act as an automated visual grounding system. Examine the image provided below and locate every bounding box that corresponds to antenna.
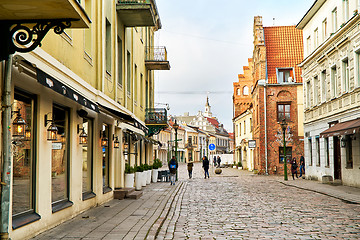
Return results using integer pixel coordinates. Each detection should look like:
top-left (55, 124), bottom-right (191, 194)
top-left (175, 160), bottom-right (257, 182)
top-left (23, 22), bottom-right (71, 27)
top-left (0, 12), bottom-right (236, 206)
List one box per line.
top-left (273, 18), bottom-right (275, 26)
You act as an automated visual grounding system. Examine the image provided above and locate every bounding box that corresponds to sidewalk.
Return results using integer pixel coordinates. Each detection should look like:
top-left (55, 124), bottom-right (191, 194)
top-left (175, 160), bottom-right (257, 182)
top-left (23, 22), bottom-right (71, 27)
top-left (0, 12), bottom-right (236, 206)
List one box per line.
top-left (275, 176), bottom-right (360, 204)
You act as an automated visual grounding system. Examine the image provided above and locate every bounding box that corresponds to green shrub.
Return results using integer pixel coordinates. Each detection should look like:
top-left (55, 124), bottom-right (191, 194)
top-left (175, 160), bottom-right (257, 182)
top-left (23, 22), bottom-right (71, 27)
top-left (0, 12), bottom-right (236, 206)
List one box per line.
top-left (237, 161), bottom-right (242, 167)
top-left (125, 163), bottom-right (135, 174)
top-left (143, 164), bottom-right (149, 171)
top-left (135, 165), bottom-right (143, 172)
top-left (152, 159), bottom-right (163, 169)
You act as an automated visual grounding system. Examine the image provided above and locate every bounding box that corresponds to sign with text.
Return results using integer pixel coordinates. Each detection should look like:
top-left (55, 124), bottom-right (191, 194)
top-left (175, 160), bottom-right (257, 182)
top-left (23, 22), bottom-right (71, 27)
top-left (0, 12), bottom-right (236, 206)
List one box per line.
top-left (248, 140), bottom-right (256, 148)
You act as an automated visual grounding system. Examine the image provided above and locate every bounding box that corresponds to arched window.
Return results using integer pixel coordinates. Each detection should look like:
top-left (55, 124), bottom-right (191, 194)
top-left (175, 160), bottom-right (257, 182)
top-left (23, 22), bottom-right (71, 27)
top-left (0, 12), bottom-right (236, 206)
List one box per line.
top-left (237, 88), bottom-right (241, 96)
top-left (243, 86), bottom-right (249, 96)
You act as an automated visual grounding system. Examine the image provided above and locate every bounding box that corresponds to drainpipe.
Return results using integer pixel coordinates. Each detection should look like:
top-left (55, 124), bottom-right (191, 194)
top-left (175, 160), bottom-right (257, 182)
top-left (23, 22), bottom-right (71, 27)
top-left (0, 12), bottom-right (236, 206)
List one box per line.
top-left (1, 55), bottom-right (13, 240)
top-left (264, 81), bottom-right (268, 175)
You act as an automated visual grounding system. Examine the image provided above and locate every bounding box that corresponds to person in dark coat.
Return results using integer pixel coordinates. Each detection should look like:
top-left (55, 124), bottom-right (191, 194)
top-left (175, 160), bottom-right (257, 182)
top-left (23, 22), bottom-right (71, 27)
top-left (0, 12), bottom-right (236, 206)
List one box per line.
top-left (299, 155), bottom-right (305, 178)
top-left (169, 156), bottom-right (178, 185)
top-left (187, 158), bottom-right (194, 179)
top-left (291, 157), bottom-right (298, 180)
top-left (217, 156), bottom-right (221, 167)
top-left (213, 156), bottom-right (217, 167)
top-left (202, 156), bottom-right (210, 179)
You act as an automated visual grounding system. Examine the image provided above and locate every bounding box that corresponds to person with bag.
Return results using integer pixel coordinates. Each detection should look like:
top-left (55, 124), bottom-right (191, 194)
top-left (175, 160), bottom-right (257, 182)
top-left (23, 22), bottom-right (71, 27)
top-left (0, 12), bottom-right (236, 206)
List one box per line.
top-left (291, 157), bottom-right (298, 180)
top-left (169, 156), bottom-right (178, 185)
top-left (202, 156), bottom-right (210, 179)
top-left (299, 155), bottom-right (305, 178)
top-left (187, 157), bottom-right (194, 179)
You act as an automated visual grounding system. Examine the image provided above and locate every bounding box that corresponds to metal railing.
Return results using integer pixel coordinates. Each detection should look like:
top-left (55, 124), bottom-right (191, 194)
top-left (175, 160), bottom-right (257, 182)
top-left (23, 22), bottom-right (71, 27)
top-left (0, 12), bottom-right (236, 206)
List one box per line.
top-left (118, 0), bottom-right (150, 4)
top-left (145, 46), bottom-right (168, 61)
top-left (145, 108), bottom-right (167, 125)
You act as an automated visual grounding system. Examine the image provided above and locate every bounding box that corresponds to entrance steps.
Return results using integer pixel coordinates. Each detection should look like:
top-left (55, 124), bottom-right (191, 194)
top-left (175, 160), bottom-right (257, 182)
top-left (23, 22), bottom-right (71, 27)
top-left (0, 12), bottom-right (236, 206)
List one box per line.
top-left (114, 187), bottom-right (143, 200)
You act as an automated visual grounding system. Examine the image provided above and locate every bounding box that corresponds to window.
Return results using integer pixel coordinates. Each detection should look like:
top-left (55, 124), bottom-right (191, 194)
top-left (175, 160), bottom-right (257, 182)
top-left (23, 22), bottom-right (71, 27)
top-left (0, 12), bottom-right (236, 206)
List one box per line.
top-left (82, 118), bottom-right (94, 199)
top-left (277, 68), bottom-right (294, 83)
top-left (105, 19), bottom-right (111, 73)
top-left (243, 86), bottom-right (249, 95)
top-left (277, 103), bottom-right (290, 122)
top-left (102, 124), bottom-right (110, 192)
top-left (117, 36), bottom-right (123, 86)
top-left (140, 73), bottom-right (144, 107)
top-left (314, 76), bottom-right (319, 105)
top-left (84, 0), bottom-right (92, 55)
top-left (331, 65), bottom-right (337, 98)
top-left (279, 147), bottom-right (292, 163)
top-left (250, 118), bottom-right (252, 132)
top-left (332, 8), bottom-right (338, 32)
top-left (127, 51), bottom-right (131, 94)
top-left (321, 70), bottom-right (327, 102)
top-left (237, 88), bottom-right (241, 96)
top-left (51, 104), bottom-right (70, 211)
top-left (306, 81), bottom-right (311, 108)
top-left (308, 138), bottom-right (313, 166)
top-left (322, 18), bottom-right (327, 41)
top-left (134, 64), bottom-right (138, 103)
top-left (307, 36), bottom-right (311, 55)
top-left (343, 0), bottom-right (349, 22)
top-left (346, 135), bottom-right (353, 168)
top-left (342, 58), bottom-right (349, 92)
top-left (243, 120), bottom-right (246, 135)
top-left (12, 90), bottom-right (38, 226)
top-left (316, 137), bottom-right (320, 166)
top-left (355, 50), bottom-right (360, 88)
top-left (239, 123), bottom-right (242, 136)
top-left (314, 28), bottom-right (319, 48)
top-left (325, 137), bottom-right (330, 167)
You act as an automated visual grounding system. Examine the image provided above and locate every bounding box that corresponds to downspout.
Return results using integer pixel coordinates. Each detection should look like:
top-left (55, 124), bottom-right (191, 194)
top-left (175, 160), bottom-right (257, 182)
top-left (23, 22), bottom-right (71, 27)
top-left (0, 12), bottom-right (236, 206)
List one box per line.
top-left (1, 55), bottom-right (13, 240)
top-left (264, 34), bottom-right (269, 175)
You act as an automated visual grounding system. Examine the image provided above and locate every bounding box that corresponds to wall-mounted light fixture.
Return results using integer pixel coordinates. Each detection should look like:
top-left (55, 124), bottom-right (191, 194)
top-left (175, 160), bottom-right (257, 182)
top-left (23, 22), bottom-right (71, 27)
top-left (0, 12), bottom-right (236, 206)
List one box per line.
top-left (341, 137), bottom-right (347, 148)
top-left (114, 135), bottom-right (120, 148)
top-left (101, 130), bottom-right (108, 147)
top-left (78, 124), bottom-right (88, 145)
top-left (45, 113), bottom-right (58, 141)
top-left (12, 109), bottom-right (26, 139)
top-left (24, 124), bottom-right (31, 141)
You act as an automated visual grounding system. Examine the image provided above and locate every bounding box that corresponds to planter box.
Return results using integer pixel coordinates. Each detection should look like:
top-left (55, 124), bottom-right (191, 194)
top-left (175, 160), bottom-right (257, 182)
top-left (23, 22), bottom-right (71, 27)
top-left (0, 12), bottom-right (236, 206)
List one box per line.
top-left (135, 172), bottom-right (142, 190)
top-left (152, 169), bottom-right (158, 182)
top-left (124, 173), bottom-right (135, 188)
top-left (146, 170), bottom-right (151, 184)
top-left (141, 171), bottom-right (147, 187)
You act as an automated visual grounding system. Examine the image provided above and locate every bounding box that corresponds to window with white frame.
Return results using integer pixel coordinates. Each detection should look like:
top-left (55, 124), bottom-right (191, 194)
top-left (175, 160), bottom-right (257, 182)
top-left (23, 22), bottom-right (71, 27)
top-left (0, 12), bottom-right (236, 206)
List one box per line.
top-left (314, 75), bottom-right (319, 105)
top-left (307, 36), bottom-right (311, 55)
top-left (321, 70), bottom-right (327, 102)
top-left (314, 28), bottom-right (319, 48)
top-left (243, 86), bottom-right (249, 95)
top-left (306, 81), bottom-right (311, 108)
top-left (277, 68), bottom-right (294, 83)
top-left (356, 50), bottom-right (360, 88)
top-left (332, 8), bottom-right (338, 33)
top-left (237, 88), bottom-right (241, 96)
top-left (316, 137), bottom-right (320, 166)
top-left (322, 18), bottom-right (327, 41)
top-left (343, 0), bottom-right (349, 22)
top-left (342, 58), bottom-right (349, 92)
top-left (331, 65), bottom-right (337, 98)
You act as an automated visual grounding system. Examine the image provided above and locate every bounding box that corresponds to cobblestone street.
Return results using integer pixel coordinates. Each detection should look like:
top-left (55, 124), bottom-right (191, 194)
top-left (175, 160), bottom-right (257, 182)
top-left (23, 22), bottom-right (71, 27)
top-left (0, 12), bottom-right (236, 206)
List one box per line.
top-left (157, 162), bottom-right (360, 239)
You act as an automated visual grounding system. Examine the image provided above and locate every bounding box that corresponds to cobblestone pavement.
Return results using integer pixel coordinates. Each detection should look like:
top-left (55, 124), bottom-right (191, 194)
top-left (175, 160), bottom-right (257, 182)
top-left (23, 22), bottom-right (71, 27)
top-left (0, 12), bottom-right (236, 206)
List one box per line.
top-left (157, 162), bottom-right (360, 240)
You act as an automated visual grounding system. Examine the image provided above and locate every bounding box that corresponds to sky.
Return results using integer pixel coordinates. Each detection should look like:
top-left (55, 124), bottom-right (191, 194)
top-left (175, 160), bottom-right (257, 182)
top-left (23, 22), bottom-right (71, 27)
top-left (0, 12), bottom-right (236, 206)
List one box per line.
top-left (154, 0), bottom-right (315, 132)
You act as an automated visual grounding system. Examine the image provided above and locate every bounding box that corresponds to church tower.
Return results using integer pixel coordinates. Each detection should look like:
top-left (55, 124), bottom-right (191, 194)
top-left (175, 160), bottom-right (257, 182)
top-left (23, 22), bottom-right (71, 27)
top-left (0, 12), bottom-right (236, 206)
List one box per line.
top-left (204, 96), bottom-right (212, 118)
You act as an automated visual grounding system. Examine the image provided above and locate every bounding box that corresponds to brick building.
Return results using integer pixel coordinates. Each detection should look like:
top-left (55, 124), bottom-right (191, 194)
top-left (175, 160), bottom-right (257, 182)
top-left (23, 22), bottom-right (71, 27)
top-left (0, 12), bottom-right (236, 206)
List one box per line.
top-left (234, 16), bottom-right (304, 175)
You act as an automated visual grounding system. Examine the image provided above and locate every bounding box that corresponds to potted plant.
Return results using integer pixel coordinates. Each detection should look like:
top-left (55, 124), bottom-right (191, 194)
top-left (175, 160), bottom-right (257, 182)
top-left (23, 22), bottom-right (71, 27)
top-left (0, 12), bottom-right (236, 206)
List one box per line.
top-left (237, 161), bottom-right (243, 170)
top-left (152, 159), bottom-right (162, 183)
top-left (134, 165), bottom-right (143, 190)
top-left (124, 163), bottom-right (135, 188)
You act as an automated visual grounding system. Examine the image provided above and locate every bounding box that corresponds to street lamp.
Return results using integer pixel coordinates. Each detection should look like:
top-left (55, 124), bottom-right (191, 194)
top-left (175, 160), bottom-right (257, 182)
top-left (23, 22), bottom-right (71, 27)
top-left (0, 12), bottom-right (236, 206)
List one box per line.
top-left (280, 118), bottom-right (288, 181)
top-left (173, 120), bottom-right (179, 160)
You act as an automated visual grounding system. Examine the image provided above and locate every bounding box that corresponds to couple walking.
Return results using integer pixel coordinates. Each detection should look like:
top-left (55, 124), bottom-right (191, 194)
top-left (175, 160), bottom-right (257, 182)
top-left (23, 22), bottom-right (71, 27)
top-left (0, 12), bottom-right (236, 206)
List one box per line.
top-left (186, 156), bottom-right (210, 179)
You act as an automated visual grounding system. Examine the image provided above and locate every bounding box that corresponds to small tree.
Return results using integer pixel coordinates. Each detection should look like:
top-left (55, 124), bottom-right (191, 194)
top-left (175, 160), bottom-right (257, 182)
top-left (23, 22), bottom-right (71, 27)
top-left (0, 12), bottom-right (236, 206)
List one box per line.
top-left (125, 163), bottom-right (135, 174)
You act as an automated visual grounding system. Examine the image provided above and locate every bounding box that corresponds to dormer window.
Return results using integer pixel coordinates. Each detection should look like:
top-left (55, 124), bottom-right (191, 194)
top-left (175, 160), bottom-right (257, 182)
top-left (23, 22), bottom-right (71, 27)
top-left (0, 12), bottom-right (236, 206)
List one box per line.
top-left (277, 68), bottom-right (294, 83)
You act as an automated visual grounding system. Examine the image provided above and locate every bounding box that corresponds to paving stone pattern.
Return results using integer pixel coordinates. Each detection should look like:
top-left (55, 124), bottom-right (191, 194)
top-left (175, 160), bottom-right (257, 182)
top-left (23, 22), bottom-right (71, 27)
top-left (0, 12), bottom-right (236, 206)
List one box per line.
top-left (157, 163), bottom-right (360, 239)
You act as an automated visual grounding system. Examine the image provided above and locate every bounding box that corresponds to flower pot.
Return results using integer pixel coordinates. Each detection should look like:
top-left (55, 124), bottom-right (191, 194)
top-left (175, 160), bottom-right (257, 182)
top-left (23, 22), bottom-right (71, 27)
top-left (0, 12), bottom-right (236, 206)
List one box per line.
top-left (141, 171), bottom-right (147, 187)
top-left (124, 173), bottom-right (135, 188)
top-left (146, 170), bottom-right (151, 184)
top-left (238, 167), bottom-right (242, 170)
top-left (215, 168), bottom-right (222, 174)
top-left (233, 166), bottom-right (237, 169)
top-left (135, 172), bottom-right (142, 190)
top-left (152, 169), bottom-right (158, 183)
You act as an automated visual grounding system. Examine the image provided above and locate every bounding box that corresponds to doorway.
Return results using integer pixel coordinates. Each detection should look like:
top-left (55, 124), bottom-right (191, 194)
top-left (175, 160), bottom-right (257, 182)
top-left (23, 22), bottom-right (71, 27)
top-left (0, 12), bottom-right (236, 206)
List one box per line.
top-left (333, 136), bottom-right (341, 180)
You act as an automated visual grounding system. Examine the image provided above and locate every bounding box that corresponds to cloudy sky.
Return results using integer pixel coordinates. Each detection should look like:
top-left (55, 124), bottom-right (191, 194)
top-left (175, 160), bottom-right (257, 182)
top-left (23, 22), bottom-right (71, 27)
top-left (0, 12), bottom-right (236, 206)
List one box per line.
top-left (154, 0), bottom-right (315, 131)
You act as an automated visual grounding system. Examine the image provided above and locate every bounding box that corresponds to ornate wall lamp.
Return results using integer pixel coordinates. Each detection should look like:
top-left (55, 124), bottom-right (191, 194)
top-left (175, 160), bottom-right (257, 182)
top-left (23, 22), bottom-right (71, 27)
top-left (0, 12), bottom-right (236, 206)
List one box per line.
top-left (114, 135), bottom-right (120, 149)
top-left (101, 130), bottom-right (108, 147)
top-left (77, 124), bottom-right (88, 145)
top-left (12, 109), bottom-right (26, 139)
top-left (44, 113), bottom-right (58, 141)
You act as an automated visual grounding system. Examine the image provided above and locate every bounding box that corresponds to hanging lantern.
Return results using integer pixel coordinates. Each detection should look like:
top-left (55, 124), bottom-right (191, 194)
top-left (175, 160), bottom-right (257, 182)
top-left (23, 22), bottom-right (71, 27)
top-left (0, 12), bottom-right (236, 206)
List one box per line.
top-left (24, 125), bottom-right (31, 141)
top-left (47, 121), bottom-right (58, 141)
top-left (12, 110), bottom-right (26, 138)
top-left (101, 131), bottom-right (108, 147)
top-left (114, 136), bottom-right (120, 148)
top-left (78, 125), bottom-right (88, 145)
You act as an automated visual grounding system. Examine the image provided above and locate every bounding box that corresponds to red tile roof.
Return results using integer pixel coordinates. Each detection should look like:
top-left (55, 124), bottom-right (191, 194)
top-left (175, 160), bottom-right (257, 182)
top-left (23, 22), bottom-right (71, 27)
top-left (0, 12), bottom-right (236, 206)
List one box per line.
top-left (206, 117), bottom-right (219, 128)
top-left (263, 26), bottom-right (303, 84)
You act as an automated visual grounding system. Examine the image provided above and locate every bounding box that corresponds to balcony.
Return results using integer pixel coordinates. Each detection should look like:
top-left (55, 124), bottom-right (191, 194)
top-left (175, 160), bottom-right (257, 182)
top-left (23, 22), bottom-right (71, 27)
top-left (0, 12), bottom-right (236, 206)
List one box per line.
top-left (145, 108), bottom-right (168, 136)
top-left (145, 46), bottom-right (170, 70)
top-left (116, 0), bottom-right (161, 28)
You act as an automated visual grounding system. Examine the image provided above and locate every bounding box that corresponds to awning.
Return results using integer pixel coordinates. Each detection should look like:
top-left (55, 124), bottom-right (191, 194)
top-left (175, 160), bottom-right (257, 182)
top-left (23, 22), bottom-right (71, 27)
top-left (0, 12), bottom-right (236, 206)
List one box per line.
top-left (98, 103), bottom-right (134, 122)
top-left (320, 118), bottom-right (360, 138)
top-left (36, 68), bottom-right (99, 112)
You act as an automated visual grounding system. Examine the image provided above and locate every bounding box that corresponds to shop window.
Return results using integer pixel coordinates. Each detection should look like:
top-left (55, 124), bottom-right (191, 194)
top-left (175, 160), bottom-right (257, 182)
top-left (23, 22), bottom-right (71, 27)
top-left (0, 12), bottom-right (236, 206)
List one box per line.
top-left (82, 118), bottom-right (95, 200)
top-left (279, 147), bottom-right (292, 163)
top-left (12, 89), bottom-right (40, 228)
top-left (51, 104), bottom-right (71, 212)
top-left (102, 124), bottom-right (111, 193)
top-left (277, 103), bottom-right (290, 122)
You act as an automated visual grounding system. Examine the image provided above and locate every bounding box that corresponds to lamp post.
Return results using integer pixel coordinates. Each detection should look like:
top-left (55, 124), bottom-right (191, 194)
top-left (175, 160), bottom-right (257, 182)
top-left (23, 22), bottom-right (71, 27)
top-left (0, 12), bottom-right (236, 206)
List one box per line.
top-left (280, 118), bottom-right (288, 181)
top-left (173, 120), bottom-right (179, 181)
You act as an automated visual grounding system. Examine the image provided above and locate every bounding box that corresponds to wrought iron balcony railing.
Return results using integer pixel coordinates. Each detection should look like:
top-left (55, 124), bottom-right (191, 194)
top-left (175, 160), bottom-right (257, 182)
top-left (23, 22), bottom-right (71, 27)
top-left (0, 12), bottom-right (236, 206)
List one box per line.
top-left (145, 46), bottom-right (170, 70)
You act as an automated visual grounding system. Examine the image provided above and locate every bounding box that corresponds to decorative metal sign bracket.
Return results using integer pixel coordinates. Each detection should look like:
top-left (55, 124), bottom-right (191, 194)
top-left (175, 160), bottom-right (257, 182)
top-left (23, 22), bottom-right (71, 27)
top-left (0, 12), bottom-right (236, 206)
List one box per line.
top-left (0, 18), bottom-right (77, 61)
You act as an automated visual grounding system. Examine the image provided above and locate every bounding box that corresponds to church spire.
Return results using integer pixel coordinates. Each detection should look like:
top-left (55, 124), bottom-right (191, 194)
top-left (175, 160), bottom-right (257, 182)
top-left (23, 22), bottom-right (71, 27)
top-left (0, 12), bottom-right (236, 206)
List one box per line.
top-left (204, 96), bottom-right (212, 117)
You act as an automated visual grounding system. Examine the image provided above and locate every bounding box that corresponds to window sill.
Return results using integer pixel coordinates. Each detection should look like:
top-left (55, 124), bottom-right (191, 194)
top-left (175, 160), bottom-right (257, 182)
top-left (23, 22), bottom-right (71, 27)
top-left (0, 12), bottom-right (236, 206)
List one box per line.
top-left (12, 212), bottom-right (41, 230)
top-left (82, 192), bottom-right (96, 201)
top-left (52, 200), bottom-right (73, 213)
top-left (103, 186), bottom-right (112, 194)
top-left (345, 167), bottom-right (353, 169)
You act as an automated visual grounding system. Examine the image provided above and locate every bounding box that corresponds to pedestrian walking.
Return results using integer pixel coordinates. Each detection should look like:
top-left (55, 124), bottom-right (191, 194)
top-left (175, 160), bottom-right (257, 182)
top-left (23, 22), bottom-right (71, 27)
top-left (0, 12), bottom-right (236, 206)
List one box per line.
top-left (213, 156), bottom-right (217, 167)
top-left (299, 155), bottom-right (305, 178)
top-left (187, 158), bottom-right (194, 179)
top-left (202, 156), bottom-right (210, 179)
top-left (169, 156), bottom-right (178, 185)
top-left (291, 157), bottom-right (298, 180)
top-left (217, 156), bottom-right (221, 167)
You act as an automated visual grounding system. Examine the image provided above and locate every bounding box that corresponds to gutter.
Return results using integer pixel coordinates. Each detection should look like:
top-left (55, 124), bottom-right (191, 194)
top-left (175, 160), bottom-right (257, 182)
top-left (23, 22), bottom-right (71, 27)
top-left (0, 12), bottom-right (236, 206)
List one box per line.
top-left (264, 31), bottom-right (268, 175)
